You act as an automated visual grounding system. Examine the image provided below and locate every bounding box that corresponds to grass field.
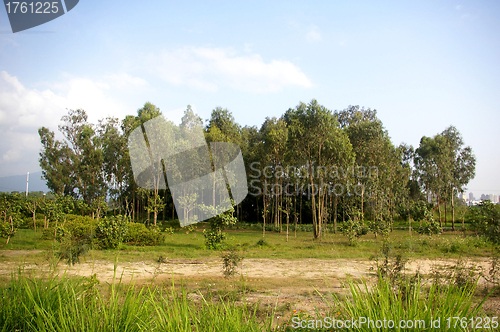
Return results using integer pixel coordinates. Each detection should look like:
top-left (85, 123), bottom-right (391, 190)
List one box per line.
top-left (0, 225), bottom-right (499, 331)
top-left (0, 226), bottom-right (495, 262)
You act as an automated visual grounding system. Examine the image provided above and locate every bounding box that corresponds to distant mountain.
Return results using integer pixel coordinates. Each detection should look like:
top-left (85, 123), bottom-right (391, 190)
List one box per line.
top-left (0, 172), bottom-right (49, 193)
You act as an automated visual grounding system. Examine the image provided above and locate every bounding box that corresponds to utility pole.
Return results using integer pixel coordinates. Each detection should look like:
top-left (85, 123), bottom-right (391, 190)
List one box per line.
top-left (25, 172), bottom-right (29, 197)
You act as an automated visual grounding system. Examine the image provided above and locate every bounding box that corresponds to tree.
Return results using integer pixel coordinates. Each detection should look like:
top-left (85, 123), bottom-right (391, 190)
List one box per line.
top-left (24, 196), bottom-right (40, 232)
top-left (441, 126), bottom-right (476, 230)
top-left (284, 100), bottom-right (354, 239)
top-left (38, 127), bottom-right (74, 196)
top-left (0, 193), bottom-right (23, 244)
top-left (415, 126), bottom-right (475, 230)
top-left (58, 109), bottom-right (107, 208)
top-left (99, 116), bottom-right (129, 215)
top-left (335, 105), bottom-right (394, 226)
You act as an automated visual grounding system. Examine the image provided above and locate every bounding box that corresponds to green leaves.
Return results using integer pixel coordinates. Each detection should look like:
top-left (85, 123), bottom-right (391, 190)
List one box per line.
top-left (95, 215), bottom-right (130, 249)
top-left (0, 192), bottom-right (24, 243)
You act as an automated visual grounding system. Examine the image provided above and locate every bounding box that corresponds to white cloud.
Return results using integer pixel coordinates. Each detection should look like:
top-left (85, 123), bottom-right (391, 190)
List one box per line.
top-left (146, 46), bottom-right (312, 93)
top-left (455, 4), bottom-right (462, 10)
top-left (306, 25), bottom-right (322, 43)
top-left (104, 73), bottom-right (148, 89)
top-left (0, 71), bottom-right (139, 177)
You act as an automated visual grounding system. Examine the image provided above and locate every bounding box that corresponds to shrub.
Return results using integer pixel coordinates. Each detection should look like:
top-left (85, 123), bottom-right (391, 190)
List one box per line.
top-left (367, 218), bottom-right (389, 238)
top-left (125, 222), bottom-right (165, 246)
top-left (200, 204), bottom-right (237, 250)
top-left (164, 226), bottom-right (175, 235)
top-left (41, 227), bottom-right (56, 240)
top-left (57, 230), bottom-right (91, 265)
top-left (415, 209), bottom-right (442, 236)
top-left (221, 249), bottom-right (242, 278)
top-left (339, 218), bottom-right (369, 245)
top-left (415, 219), bottom-right (442, 236)
top-left (63, 214), bottom-right (96, 240)
top-left (468, 200), bottom-right (500, 243)
top-left (255, 239), bottom-right (270, 248)
top-left (20, 217), bottom-right (45, 230)
top-left (52, 215), bottom-right (97, 264)
top-left (95, 215), bottom-right (129, 249)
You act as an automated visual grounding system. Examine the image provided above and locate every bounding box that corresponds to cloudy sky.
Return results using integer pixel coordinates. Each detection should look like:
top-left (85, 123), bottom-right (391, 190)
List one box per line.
top-left (0, 0), bottom-right (499, 198)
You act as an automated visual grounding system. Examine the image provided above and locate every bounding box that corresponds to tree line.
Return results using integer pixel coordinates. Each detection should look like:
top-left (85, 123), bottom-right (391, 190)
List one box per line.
top-left (35, 100), bottom-right (476, 240)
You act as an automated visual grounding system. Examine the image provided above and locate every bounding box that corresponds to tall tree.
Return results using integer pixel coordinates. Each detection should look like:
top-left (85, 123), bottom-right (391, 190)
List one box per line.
top-left (38, 127), bottom-right (74, 196)
top-left (284, 100), bottom-right (354, 239)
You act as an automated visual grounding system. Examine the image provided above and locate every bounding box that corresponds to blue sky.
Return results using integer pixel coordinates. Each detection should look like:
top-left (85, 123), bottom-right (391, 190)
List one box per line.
top-left (0, 0), bottom-right (498, 198)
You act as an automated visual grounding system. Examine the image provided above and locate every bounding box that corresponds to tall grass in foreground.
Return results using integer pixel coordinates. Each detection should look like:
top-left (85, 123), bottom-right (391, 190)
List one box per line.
top-left (308, 276), bottom-right (489, 332)
top-left (0, 272), bottom-right (273, 332)
top-left (0, 271), bottom-right (492, 332)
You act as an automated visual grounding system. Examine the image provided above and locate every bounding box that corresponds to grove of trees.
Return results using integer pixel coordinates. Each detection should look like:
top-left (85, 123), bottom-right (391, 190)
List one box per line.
top-left (27, 99), bottom-right (478, 244)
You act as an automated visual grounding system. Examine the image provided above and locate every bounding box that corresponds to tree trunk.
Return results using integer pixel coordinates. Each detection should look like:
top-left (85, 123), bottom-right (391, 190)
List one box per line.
top-left (438, 203), bottom-right (442, 227)
top-left (262, 189), bottom-right (267, 237)
top-left (444, 200), bottom-right (447, 227)
top-left (334, 195), bottom-right (338, 234)
top-left (409, 211), bottom-right (412, 236)
top-left (451, 189), bottom-right (455, 231)
top-left (286, 198), bottom-right (289, 242)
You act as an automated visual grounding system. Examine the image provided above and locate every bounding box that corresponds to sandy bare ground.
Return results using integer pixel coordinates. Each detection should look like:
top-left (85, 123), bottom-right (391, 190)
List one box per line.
top-left (0, 252), bottom-right (492, 285)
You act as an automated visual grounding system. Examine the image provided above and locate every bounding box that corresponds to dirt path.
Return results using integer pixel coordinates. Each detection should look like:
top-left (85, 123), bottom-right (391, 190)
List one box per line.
top-left (0, 253), bottom-right (491, 284)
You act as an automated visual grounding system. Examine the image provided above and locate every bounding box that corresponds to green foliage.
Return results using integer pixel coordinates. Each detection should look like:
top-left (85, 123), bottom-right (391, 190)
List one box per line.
top-left (255, 239), bottom-right (270, 247)
top-left (375, 241), bottom-right (409, 286)
top-left (124, 222), bottom-right (165, 246)
top-left (203, 228), bottom-right (227, 250)
top-left (63, 214), bottom-right (97, 240)
top-left (0, 192), bottom-right (24, 243)
top-left (415, 208), bottom-right (442, 236)
top-left (467, 200), bottom-right (500, 243)
top-left (221, 248), bottom-right (242, 278)
top-left (57, 230), bottom-right (92, 265)
top-left (181, 225), bottom-right (195, 234)
top-left (55, 214), bottom-right (96, 264)
top-left (339, 218), bottom-right (369, 245)
top-left (415, 220), bottom-right (442, 236)
top-left (95, 215), bottom-right (129, 249)
top-left (164, 226), bottom-right (175, 235)
top-left (200, 203), bottom-right (237, 250)
top-left (367, 217), bottom-right (389, 238)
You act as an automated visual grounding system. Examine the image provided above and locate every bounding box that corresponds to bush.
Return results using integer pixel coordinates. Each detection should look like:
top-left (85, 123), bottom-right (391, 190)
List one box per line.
top-left (367, 218), bottom-right (389, 238)
top-left (125, 222), bottom-right (165, 246)
top-left (221, 248), bottom-right (242, 278)
top-left (200, 204), bottom-right (237, 250)
top-left (58, 230), bottom-right (91, 265)
top-left (95, 215), bottom-right (129, 249)
top-left (63, 214), bottom-right (96, 240)
top-left (20, 217), bottom-right (45, 230)
top-left (415, 219), bottom-right (442, 236)
top-left (52, 215), bottom-right (97, 264)
top-left (468, 200), bottom-right (500, 243)
top-left (339, 218), bottom-right (369, 245)
top-left (415, 208), bottom-right (442, 236)
top-left (41, 227), bottom-right (56, 240)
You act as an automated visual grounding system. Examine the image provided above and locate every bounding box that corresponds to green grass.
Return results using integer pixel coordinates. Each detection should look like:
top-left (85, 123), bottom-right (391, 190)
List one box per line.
top-left (0, 270), bottom-right (276, 332)
top-left (283, 275), bottom-right (491, 331)
top-left (0, 270), bottom-right (492, 332)
top-left (0, 226), bottom-right (495, 264)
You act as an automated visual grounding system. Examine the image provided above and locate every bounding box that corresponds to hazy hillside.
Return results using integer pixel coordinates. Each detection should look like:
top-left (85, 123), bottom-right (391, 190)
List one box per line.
top-left (0, 172), bottom-right (49, 193)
